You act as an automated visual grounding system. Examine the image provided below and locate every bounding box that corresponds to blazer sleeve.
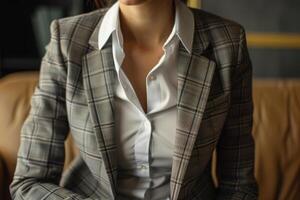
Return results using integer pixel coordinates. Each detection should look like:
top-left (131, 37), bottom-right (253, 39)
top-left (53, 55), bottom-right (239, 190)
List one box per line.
top-left (10, 20), bottom-right (91, 200)
top-left (215, 27), bottom-right (259, 200)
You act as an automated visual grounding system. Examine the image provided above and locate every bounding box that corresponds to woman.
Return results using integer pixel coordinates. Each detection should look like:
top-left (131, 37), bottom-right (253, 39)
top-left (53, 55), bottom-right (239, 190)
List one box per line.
top-left (10, 0), bottom-right (258, 199)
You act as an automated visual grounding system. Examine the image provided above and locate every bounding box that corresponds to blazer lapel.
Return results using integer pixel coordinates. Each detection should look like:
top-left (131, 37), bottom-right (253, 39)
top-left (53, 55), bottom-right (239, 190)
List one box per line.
top-left (82, 20), bottom-right (118, 197)
top-left (170, 43), bottom-right (216, 199)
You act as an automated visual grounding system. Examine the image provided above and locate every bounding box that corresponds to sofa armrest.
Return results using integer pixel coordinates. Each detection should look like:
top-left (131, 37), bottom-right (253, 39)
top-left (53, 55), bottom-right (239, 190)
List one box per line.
top-left (0, 155), bottom-right (4, 199)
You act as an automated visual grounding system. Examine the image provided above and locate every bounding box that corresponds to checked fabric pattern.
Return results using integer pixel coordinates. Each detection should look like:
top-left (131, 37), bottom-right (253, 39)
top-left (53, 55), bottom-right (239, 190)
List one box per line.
top-left (10, 6), bottom-right (258, 200)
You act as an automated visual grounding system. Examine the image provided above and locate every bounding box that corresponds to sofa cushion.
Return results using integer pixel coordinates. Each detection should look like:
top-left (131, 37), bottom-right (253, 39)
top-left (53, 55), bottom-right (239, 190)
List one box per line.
top-left (253, 80), bottom-right (300, 200)
top-left (0, 157), bottom-right (4, 200)
top-left (0, 71), bottom-right (39, 187)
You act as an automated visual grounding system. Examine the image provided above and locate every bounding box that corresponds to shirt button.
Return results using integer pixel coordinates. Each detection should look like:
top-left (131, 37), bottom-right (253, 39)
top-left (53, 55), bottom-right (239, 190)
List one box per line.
top-left (140, 164), bottom-right (149, 170)
top-left (149, 75), bottom-right (156, 80)
top-left (143, 120), bottom-right (151, 131)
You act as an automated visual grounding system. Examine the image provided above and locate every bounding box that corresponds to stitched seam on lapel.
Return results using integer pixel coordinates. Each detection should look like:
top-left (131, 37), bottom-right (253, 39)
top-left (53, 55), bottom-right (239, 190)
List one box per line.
top-left (83, 53), bottom-right (117, 194)
top-left (99, 50), bottom-right (117, 190)
top-left (172, 55), bottom-right (213, 199)
top-left (171, 50), bottom-right (193, 200)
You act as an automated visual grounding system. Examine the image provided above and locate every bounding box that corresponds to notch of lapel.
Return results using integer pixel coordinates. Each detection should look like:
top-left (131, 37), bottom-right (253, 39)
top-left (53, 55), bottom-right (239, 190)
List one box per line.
top-left (170, 44), bottom-right (216, 199)
top-left (82, 35), bottom-right (118, 196)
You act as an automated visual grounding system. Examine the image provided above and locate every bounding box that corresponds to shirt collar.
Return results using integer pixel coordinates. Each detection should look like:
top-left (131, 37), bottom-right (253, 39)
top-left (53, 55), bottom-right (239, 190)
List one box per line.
top-left (98, 1), bottom-right (122, 50)
top-left (98, 0), bottom-right (194, 54)
top-left (174, 0), bottom-right (194, 53)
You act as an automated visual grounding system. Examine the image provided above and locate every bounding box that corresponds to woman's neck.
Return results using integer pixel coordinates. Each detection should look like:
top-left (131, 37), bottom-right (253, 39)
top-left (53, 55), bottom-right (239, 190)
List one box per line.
top-left (119, 0), bottom-right (175, 49)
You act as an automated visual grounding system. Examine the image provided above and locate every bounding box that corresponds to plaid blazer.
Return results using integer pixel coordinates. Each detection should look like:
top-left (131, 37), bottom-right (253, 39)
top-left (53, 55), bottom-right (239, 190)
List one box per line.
top-left (10, 6), bottom-right (258, 200)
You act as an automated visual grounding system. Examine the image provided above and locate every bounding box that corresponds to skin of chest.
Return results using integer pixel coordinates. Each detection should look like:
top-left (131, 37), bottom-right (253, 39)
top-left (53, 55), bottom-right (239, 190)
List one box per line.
top-left (121, 43), bottom-right (165, 113)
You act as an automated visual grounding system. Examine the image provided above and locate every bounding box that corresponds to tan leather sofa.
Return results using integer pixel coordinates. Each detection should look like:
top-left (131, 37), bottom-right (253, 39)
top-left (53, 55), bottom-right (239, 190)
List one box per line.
top-left (0, 71), bottom-right (299, 200)
top-left (0, 72), bottom-right (79, 200)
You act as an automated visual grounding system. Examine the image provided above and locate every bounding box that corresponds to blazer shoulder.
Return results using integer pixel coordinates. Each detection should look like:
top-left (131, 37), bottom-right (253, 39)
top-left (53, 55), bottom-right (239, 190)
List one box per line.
top-left (47, 9), bottom-right (108, 62)
top-left (190, 8), bottom-right (245, 44)
top-left (190, 8), bottom-right (245, 31)
top-left (50, 9), bottom-right (107, 45)
top-left (189, 8), bottom-right (249, 75)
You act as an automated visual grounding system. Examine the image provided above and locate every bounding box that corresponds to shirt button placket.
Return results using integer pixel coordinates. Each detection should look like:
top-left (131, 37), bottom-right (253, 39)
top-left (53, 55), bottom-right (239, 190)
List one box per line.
top-left (147, 74), bottom-right (159, 113)
top-left (143, 119), bottom-right (151, 177)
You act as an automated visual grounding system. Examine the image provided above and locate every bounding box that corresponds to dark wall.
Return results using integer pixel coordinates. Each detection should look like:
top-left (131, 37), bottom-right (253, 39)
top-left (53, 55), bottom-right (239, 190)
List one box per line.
top-left (202, 0), bottom-right (300, 78)
top-left (1, 1), bottom-right (39, 59)
top-left (0, 0), bottom-right (86, 77)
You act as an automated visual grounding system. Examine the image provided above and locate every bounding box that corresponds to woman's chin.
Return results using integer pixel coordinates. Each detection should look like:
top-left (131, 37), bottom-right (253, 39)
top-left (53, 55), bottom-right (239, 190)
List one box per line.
top-left (119, 0), bottom-right (148, 6)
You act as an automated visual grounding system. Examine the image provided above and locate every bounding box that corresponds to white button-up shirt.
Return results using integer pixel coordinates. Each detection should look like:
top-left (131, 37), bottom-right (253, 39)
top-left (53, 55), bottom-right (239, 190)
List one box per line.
top-left (98, 0), bottom-right (194, 199)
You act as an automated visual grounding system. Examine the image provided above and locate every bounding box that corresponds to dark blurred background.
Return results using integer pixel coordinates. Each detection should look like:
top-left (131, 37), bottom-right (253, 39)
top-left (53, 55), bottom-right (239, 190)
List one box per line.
top-left (1, 0), bottom-right (300, 78)
top-left (0, 0), bottom-right (94, 76)
top-left (202, 0), bottom-right (300, 78)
